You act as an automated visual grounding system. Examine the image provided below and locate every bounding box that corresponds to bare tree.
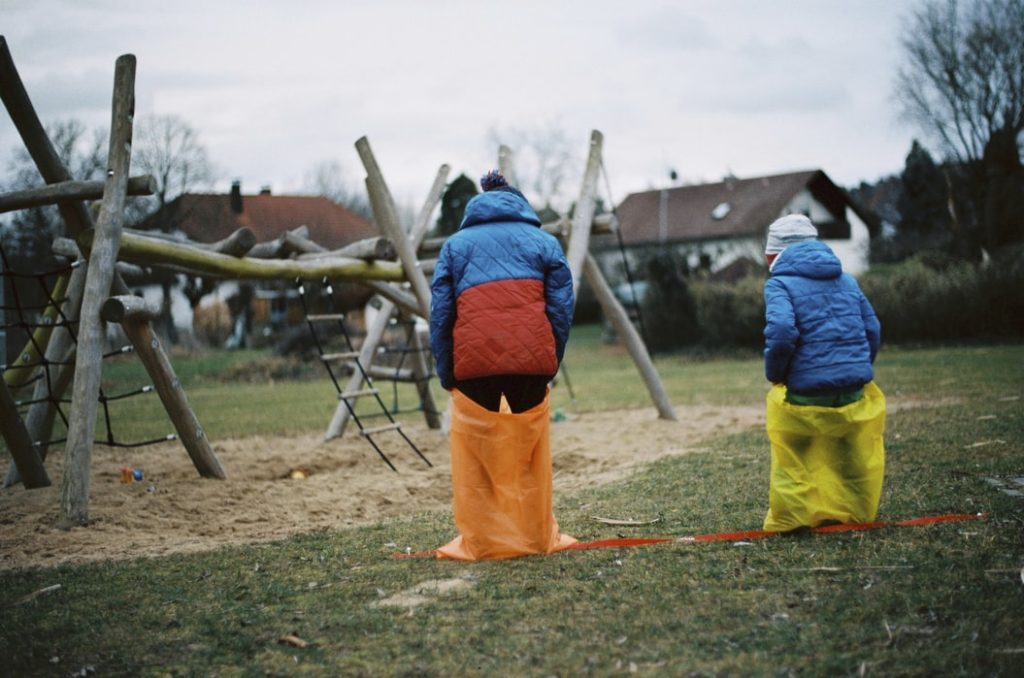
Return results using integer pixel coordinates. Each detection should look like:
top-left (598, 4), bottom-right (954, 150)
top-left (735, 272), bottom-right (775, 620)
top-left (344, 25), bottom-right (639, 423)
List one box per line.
top-left (132, 113), bottom-right (214, 228)
top-left (895, 0), bottom-right (1024, 250)
top-left (486, 120), bottom-right (581, 213)
top-left (303, 159), bottom-right (372, 221)
top-left (896, 0), bottom-right (1024, 163)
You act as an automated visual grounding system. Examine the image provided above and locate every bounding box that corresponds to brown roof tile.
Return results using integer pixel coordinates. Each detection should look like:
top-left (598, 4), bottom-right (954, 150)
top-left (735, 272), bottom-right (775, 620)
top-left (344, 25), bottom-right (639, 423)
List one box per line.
top-left (595, 169), bottom-right (854, 248)
top-left (149, 192), bottom-right (378, 249)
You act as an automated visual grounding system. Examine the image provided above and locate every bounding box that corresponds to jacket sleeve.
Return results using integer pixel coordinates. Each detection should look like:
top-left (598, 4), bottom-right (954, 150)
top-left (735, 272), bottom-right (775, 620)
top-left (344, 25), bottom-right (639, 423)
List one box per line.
top-left (544, 240), bottom-right (574, 365)
top-left (429, 246), bottom-right (456, 390)
top-left (763, 278), bottom-right (798, 384)
top-left (859, 289), bottom-right (881, 363)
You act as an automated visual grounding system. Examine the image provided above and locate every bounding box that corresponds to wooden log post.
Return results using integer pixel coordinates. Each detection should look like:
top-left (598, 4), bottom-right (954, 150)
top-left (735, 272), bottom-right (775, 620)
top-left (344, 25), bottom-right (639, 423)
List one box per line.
top-left (0, 175), bottom-right (155, 213)
top-left (79, 228), bottom-right (406, 282)
top-left (565, 130), bottom-right (603, 296)
top-left (101, 295), bottom-right (226, 479)
top-left (0, 37), bottom-right (97, 242)
top-left (354, 137), bottom-right (432, 316)
top-left (60, 54), bottom-right (136, 528)
top-left (0, 378), bottom-right (50, 488)
top-left (324, 163), bottom-right (449, 439)
top-left (584, 254), bottom-right (676, 420)
top-left (298, 237), bottom-right (397, 262)
top-left (4, 261), bottom-right (86, 488)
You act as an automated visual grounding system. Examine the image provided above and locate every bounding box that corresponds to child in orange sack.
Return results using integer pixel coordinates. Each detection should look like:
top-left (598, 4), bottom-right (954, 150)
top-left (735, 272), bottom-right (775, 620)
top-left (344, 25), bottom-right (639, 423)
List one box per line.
top-left (429, 171), bottom-right (576, 559)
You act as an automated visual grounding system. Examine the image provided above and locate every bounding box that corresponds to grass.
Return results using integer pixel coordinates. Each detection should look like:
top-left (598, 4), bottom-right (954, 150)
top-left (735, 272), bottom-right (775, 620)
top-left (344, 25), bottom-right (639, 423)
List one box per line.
top-left (1, 328), bottom-right (1022, 675)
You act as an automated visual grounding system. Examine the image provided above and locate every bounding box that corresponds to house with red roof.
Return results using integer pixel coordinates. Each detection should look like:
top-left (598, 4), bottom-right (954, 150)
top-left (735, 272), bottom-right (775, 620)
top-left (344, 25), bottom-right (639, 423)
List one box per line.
top-left (132, 182), bottom-right (379, 346)
top-left (591, 169), bottom-right (876, 284)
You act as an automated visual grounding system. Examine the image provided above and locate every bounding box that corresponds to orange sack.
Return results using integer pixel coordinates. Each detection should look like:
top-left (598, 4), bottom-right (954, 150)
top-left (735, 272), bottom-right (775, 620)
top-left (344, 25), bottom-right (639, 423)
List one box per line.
top-left (437, 388), bottom-right (576, 560)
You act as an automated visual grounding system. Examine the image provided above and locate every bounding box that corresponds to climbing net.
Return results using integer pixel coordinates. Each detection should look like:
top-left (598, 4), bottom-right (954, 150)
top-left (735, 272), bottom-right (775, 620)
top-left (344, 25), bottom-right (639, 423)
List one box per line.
top-left (0, 244), bottom-right (173, 450)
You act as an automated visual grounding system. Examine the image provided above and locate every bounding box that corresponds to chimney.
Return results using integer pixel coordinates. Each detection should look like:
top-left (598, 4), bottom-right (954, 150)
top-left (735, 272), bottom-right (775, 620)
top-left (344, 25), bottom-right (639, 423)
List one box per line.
top-left (230, 180), bottom-right (243, 213)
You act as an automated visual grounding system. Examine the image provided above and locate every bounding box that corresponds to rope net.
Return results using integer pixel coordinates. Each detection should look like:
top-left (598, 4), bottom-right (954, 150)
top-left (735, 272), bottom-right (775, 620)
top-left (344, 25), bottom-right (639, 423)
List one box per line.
top-left (0, 244), bottom-right (174, 451)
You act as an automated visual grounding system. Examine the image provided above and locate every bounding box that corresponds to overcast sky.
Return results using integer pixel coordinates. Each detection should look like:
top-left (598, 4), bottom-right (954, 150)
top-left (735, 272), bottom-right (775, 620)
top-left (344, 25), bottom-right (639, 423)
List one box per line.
top-left (2, 0), bottom-right (918, 211)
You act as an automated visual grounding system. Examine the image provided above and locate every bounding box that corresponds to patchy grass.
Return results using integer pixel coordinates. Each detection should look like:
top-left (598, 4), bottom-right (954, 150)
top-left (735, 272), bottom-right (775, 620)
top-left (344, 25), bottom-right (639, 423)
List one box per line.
top-left (1, 337), bottom-right (1022, 675)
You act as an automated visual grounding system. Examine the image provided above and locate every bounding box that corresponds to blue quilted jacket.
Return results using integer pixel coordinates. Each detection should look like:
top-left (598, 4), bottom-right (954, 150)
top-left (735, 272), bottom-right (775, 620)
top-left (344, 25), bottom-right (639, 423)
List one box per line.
top-left (429, 189), bottom-right (574, 390)
top-left (764, 240), bottom-right (881, 395)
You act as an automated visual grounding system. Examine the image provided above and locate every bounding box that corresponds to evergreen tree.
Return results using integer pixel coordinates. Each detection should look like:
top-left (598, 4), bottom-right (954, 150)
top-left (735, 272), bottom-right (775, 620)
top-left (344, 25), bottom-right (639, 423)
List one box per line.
top-left (435, 174), bottom-right (478, 237)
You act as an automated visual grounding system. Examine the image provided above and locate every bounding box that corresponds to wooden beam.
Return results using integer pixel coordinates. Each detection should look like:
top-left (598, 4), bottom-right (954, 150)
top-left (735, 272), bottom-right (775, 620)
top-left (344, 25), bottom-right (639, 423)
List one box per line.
top-left (0, 175), bottom-right (156, 213)
top-left (583, 253), bottom-right (676, 421)
top-left (565, 130), bottom-right (603, 297)
top-left (354, 137), bottom-right (432, 317)
top-left (78, 228), bottom-right (407, 282)
top-left (102, 296), bottom-right (226, 479)
top-left (0, 378), bottom-right (50, 489)
top-left (4, 263), bottom-right (86, 488)
top-left (324, 163), bottom-right (449, 439)
top-left (297, 236), bottom-right (397, 262)
top-left (2, 274), bottom-right (70, 390)
top-left (0, 37), bottom-right (92, 239)
top-left (60, 54), bottom-right (137, 529)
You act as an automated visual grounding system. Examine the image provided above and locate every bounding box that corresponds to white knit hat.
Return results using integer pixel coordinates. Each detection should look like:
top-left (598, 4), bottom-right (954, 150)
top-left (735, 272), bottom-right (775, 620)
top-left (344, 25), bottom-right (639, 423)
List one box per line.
top-left (765, 214), bottom-right (818, 255)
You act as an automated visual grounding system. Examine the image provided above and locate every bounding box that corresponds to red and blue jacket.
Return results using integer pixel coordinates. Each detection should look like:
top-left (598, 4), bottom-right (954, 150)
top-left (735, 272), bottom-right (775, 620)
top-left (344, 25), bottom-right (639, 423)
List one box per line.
top-left (429, 189), bottom-right (574, 390)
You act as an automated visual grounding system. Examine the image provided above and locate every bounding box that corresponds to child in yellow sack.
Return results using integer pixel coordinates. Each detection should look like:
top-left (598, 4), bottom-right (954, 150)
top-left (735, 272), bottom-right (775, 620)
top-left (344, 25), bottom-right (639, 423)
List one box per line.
top-left (762, 215), bottom-right (885, 532)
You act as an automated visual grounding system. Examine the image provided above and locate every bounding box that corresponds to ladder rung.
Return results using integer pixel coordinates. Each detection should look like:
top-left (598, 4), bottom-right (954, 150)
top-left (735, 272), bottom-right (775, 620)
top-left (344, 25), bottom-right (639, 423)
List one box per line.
top-left (339, 388), bottom-right (380, 399)
top-left (320, 351), bottom-right (360, 362)
top-left (360, 423), bottom-right (402, 436)
top-left (307, 314), bottom-right (347, 322)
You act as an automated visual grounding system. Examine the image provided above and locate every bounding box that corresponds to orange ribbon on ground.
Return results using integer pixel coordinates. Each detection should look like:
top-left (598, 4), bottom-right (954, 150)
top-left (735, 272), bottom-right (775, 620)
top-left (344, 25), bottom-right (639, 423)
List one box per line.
top-left (395, 513), bottom-right (987, 559)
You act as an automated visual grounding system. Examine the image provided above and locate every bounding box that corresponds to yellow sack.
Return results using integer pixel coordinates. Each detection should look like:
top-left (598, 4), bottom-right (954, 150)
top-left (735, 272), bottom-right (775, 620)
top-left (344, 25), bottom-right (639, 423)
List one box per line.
top-left (763, 381), bottom-right (886, 532)
top-left (437, 388), bottom-right (577, 560)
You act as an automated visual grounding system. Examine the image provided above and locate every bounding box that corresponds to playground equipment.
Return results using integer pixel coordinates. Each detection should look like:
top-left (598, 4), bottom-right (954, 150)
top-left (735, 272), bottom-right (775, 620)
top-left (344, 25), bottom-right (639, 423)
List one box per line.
top-left (0, 38), bottom-right (675, 529)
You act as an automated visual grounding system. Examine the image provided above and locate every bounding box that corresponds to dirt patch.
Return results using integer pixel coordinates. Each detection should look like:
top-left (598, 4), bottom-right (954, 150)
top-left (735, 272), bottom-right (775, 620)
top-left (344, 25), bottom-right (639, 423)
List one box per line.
top-left (0, 403), bottom-right (766, 572)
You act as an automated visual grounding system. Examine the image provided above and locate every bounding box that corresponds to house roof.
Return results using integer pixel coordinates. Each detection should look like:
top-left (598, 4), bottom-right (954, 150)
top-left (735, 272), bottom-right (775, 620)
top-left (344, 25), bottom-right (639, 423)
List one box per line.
top-left (595, 169), bottom-right (871, 248)
top-left (143, 191), bottom-right (378, 249)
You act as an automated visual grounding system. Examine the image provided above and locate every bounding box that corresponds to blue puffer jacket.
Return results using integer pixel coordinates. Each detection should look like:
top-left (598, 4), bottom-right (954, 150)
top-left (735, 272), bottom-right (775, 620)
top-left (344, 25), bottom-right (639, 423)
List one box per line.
top-left (429, 189), bottom-right (574, 390)
top-left (764, 240), bottom-right (881, 395)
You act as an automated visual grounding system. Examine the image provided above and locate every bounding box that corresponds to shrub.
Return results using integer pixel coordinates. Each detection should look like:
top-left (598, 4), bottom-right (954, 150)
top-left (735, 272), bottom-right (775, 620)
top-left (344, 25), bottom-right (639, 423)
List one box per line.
top-left (690, 276), bottom-right (765, 349)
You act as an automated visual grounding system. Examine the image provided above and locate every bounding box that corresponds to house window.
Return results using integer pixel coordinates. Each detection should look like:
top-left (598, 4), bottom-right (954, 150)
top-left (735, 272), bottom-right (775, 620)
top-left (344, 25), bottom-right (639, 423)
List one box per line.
top-left (711, 202), bottom-right (731, 220)
top-left (815, 219), bottom-right (851, 239)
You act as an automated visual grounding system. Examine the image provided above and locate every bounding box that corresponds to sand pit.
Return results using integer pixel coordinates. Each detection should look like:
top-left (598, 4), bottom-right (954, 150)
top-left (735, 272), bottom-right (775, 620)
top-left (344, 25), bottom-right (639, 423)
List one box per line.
top-left (0, 403), bottom-right (765, 572)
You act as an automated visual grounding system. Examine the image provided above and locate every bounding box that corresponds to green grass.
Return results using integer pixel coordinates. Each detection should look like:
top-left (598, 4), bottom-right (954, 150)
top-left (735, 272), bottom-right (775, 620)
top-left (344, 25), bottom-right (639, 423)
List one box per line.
top-left (1, 331), bottom-right (1022, 675)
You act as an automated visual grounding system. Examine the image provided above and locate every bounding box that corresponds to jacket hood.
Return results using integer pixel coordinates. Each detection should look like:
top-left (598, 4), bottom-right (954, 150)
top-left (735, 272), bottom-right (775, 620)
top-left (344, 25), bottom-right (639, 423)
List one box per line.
top-left (770, 240), bottom-right (842, 280)
top-left (460, 190), bottom-right (541, 230)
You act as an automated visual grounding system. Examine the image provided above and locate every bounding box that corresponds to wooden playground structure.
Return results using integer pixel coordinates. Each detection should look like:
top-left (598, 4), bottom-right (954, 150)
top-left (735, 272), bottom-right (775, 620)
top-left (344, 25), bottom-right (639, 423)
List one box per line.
top-left (0, 40), bottom-right (675, 529)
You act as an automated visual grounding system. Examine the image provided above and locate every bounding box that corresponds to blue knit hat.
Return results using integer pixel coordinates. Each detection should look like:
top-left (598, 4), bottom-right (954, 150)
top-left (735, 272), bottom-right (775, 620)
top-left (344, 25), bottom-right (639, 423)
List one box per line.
top-left (480, 169), bottom-right (509, 191)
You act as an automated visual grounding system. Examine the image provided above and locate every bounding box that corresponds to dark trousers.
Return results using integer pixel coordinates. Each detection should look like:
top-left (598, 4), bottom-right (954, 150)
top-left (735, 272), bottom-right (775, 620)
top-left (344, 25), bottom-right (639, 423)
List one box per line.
top-left (455, 375), bottom-right (549, 413)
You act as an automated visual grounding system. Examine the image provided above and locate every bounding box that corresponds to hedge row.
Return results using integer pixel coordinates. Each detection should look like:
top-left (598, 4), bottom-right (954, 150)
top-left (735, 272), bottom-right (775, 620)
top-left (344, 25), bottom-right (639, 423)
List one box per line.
top-left (628, 246), bottom-right (1024, 351)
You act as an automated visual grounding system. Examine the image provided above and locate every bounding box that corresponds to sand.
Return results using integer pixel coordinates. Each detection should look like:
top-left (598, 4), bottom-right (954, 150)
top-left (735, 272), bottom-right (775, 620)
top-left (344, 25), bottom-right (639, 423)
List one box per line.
top-left (0, 403), bottom-right (765, 572)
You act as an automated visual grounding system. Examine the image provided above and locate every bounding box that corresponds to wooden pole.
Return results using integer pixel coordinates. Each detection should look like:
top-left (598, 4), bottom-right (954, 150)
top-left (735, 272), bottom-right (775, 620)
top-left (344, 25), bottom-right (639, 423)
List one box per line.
top-left (354, 137), bottom-right (432, 317)
top-left (4, 262), bottom-right (86, 488)
top-left (101, 295), bottom-right (226, 479)
top-left (0, 176), bottom-right (155, 213)
top-left (0, 377), bottom-right (50, 488)
top-left (583, 254), bottom-right (676, 420)
top-left (324, 164), bottom-right (448, 438)
top-left (565, 130), bottom-right (603, 297)
top-left (0, 37), bottom-right (93, 240)
top-left (60, 54), bottom-right (136, 528)
top-left (78, 228), bottom-right (407, 282)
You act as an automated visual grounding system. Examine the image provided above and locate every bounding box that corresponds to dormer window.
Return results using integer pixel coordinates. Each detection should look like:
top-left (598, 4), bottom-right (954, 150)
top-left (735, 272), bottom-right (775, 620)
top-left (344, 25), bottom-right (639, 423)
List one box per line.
top-left (711, 202), bottom-right (731, 220)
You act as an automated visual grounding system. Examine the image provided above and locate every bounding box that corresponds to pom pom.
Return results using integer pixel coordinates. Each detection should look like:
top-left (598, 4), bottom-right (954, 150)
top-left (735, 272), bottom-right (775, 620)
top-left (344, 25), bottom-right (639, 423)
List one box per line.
top-left (480, 170), bottom-right (508, 192)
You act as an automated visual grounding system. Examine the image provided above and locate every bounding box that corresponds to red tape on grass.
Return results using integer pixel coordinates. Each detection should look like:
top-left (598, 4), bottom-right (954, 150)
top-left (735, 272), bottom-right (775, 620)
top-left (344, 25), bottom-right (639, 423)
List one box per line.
top-left (393, 513), bottom-right (988, 559)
